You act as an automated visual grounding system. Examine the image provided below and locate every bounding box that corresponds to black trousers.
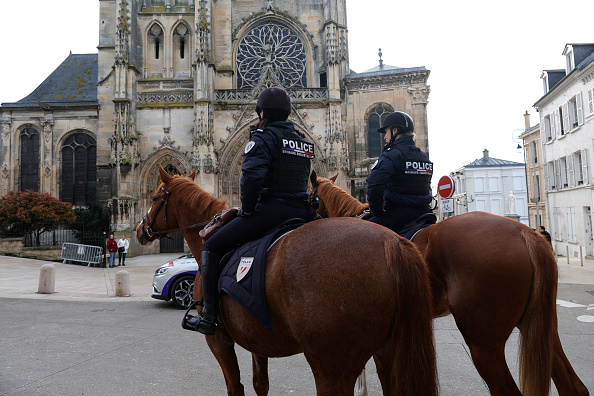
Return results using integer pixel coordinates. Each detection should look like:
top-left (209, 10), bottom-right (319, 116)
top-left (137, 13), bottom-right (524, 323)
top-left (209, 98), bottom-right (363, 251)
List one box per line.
top-left (203, 199), bottom-right (311, 256)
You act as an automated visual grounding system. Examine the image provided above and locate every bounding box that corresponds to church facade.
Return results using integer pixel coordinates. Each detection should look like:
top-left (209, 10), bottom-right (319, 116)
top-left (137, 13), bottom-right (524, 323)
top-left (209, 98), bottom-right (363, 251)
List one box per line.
top-left (0, 0), bottom-right (430, 254)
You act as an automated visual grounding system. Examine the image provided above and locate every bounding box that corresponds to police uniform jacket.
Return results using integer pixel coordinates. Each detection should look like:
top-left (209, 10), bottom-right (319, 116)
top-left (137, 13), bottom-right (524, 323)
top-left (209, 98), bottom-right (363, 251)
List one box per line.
top-left (240, 121), bottom-right (312, 213)
top-left (366, 135), bottom-right (433, 216)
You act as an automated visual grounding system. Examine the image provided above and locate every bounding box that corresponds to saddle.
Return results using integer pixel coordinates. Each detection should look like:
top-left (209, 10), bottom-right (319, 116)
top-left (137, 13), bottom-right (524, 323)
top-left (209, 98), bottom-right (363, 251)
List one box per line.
top-left (398, 213), bottom-right (437, 240)
top-left (199, 208), bottom-right (239, 241)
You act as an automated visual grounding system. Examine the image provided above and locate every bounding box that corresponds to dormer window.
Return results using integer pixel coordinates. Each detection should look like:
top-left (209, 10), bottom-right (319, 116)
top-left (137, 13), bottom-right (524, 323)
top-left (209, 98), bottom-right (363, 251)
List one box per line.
top-left (566, 49), bottom-right (574, 72)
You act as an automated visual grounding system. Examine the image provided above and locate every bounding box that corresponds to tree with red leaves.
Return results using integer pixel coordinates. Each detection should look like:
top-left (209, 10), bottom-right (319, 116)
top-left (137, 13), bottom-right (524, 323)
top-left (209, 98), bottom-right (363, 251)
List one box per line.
top-left (0, 190), bottom-right (76, 246)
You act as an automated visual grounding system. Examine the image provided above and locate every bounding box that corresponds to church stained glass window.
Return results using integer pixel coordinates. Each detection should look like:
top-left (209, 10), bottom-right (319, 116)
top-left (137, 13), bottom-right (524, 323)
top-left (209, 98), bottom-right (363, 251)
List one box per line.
top-left (236, 21), bottom-right (307, 89)
top-left (368, 105), bottom-right (393, 158)
top-left (20, 128), bottom-right (39, 192)
top-left (61, 133), bottom-right (97, 205)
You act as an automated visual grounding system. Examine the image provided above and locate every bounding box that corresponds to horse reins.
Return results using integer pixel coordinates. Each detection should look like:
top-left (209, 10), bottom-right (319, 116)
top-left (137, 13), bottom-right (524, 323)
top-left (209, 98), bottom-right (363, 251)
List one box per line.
top-left (141, 186), bottom-right (210, 240)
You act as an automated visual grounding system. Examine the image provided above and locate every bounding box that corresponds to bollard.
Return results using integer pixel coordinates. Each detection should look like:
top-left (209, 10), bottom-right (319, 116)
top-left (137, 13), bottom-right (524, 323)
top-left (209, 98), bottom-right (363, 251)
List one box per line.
top-left (38, 264), bottom-right (56, 294)
top-left (567, 246), bottom-right (570, 265)
top-left (115, 270), bottom-right (131, 297)
top-left (580, 246), bottom-right (584, 267)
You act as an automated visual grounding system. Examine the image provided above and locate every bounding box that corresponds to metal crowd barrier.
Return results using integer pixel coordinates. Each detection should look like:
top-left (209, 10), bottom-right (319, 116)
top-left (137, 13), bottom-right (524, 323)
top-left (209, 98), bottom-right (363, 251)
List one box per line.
top-left (61, 243), bottom-right (103, 267)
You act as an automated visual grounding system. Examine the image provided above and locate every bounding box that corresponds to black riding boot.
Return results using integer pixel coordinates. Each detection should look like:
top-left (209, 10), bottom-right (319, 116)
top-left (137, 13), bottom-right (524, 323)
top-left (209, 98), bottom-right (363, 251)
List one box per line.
top-left (182, 251), bottom-right (219, 335)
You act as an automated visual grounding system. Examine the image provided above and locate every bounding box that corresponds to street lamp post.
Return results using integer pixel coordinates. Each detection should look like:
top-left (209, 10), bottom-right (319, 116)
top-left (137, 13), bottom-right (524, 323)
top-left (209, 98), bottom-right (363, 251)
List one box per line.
top-left (103, 231), bottom-right (107, 267)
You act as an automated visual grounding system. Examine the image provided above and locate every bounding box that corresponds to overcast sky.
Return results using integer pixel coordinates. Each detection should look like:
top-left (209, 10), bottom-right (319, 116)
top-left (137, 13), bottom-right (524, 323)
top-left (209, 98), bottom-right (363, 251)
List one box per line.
top-left (1, 0), bottom-right (592, 192)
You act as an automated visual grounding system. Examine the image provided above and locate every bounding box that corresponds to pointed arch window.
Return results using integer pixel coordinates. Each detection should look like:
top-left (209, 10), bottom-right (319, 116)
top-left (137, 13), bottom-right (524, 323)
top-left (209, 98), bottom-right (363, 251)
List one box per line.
top-left (367, 104), bottom-right (393, 158)
top-left (173, 23), bottom-right (191, 78)
top-left (20, 127), bottom-right (40, 192)
top-left (147, 23), bottom-right (164, 77)
top-left (236, 21), bottom-right (307, 89)
top-left (61, 133), bottom-right (97, 205)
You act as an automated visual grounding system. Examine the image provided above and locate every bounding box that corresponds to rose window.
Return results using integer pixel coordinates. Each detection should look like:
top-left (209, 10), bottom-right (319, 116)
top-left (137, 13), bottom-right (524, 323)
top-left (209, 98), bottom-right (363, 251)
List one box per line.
top-left (236, 21), bottom-right (307, 89)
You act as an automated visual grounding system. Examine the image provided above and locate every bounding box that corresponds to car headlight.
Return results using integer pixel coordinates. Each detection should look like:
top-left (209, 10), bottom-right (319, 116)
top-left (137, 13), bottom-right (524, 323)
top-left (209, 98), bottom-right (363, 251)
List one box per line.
top-left (155, 267), bottom-right (170, 276)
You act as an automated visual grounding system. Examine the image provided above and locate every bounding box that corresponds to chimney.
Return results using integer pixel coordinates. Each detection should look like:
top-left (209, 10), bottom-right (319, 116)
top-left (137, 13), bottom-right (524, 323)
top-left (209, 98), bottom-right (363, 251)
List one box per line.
top-left (483, 149), bottom-right (489, 159)
top-left (524, 110), bottom-right (530, 131)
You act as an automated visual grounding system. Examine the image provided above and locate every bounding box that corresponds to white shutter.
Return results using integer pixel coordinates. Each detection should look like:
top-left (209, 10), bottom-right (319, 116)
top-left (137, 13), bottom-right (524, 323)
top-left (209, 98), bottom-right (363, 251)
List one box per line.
top-left (582, 149), bottom-right (589, 185)
top-left (555, 159), bottom-right (561, 189)
top-left (545, 162), bottom-right (550, 191)
top-left (567, 155), bottom-right (574, 187)
top-left (541, 116), bottom-right (546, 142)
top-left (554, 109), bottom-right (560, 138)
top-left (589, 88), bottom-right (594, 114)
top-left (576, 92), bottom-right (584, 125)
top-left (562, 102), bottom-right (569, 134)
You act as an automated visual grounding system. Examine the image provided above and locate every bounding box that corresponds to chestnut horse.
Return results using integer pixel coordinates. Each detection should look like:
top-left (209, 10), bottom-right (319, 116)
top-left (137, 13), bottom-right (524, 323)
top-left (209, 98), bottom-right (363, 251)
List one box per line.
top-left (311, 171), bottom-right (589, 396)
top-left (137, 166), bottom-right (438, 396)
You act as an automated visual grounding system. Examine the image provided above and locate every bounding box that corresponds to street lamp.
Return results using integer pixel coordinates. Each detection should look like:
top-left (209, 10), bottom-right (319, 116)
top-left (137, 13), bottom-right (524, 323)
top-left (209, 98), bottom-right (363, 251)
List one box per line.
top-left (103, 231), bottom-right (107, 267)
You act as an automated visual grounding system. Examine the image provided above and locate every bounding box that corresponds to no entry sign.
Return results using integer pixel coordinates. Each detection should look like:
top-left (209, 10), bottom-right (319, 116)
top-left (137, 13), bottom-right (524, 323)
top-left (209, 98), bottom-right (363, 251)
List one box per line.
top-left (437, 175), bottom-right (454, 199)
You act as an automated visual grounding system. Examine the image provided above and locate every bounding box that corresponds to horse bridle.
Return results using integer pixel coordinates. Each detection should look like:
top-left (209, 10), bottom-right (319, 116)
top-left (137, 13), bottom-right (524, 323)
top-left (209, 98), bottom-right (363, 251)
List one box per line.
top-left (310, 181), bottom-right (328, 219)
top-left (140, 186), bottom-right (210, 241)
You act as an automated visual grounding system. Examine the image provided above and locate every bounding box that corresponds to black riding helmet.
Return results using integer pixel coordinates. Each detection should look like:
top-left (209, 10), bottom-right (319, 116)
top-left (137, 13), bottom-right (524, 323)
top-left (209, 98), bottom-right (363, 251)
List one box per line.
top-left (377, 111), bottom-right (415, 134)
top-left (256, 87), bottom-right (292, 119)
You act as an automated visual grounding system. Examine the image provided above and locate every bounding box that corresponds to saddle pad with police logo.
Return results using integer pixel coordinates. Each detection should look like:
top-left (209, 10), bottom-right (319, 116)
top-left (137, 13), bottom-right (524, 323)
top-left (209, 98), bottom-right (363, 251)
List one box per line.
top-left (218, 222), bottom-right (304, 334)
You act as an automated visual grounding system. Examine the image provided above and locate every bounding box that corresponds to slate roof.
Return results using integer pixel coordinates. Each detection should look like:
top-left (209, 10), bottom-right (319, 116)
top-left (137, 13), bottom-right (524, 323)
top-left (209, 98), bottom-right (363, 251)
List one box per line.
top-left (2, 53), bottom-right (98, 108)
top-left (465, 156), bottom-right (524, 168)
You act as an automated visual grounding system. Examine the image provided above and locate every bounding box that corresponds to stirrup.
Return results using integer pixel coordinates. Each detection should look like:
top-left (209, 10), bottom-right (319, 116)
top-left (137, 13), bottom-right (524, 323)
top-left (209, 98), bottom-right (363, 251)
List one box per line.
top-left (181, 301), bottom-right (216, 335)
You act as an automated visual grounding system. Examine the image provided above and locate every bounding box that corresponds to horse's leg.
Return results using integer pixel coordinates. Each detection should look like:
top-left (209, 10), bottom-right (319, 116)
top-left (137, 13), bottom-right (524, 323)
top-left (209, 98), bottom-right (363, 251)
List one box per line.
top-left (304, 354), bottom-right (364, 396)
top-left (252, 354), bottom-right (269, 396)
top-left (551, 333), bottom-right (590, 396)
top-left (465, 340), bottom-right (522, 396)
top-left (206, 330), bottom-right (245, 396)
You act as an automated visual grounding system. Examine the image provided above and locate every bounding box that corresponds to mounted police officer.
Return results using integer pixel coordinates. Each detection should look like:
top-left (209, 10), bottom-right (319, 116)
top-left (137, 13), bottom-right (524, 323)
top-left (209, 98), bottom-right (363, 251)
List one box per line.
top-left (366, 111), bottom-right (434, 233)
top-left (187, 87), bottom-right (315, 335)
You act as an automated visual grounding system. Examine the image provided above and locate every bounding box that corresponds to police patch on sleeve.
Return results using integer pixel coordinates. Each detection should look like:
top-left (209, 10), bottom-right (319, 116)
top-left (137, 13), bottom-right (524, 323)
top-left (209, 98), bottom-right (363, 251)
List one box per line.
top-left (244, 141), bottom-right (256, 154)
top-left (281, 138), bottom-right (315, 159)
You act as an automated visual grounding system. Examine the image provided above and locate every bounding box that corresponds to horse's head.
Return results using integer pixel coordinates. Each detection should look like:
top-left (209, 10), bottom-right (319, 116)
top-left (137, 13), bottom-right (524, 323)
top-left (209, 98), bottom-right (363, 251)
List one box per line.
top-left (309, 170), bottom-right (338, 218)
top-left (136, 165), bottom-right (197, 245)
top-left (309, 170), bottom-right (368, 218)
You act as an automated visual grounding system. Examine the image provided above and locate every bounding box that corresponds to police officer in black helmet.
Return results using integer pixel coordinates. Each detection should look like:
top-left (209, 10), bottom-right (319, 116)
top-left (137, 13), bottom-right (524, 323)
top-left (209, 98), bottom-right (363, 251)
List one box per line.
top-left (186, 87), bottom-right (315, 335)
top-left (366, 111), bottom-right (434, 233)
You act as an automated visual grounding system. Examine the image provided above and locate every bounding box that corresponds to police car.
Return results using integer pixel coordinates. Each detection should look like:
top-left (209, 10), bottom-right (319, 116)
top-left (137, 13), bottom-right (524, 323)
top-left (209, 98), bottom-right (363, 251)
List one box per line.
top-left (152, 254), bottom-right (198, 309)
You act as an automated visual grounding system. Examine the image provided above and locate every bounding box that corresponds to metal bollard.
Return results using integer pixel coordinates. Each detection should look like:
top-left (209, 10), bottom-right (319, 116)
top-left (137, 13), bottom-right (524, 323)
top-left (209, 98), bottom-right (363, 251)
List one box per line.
top-left (115, 270), bottom-right (131, 297)
top-left (38, 264), bottom-right (56, 294)
top-left (580, 246), bottom-right (584, 267)
top-left (567, 246), bottom-right (570, 265)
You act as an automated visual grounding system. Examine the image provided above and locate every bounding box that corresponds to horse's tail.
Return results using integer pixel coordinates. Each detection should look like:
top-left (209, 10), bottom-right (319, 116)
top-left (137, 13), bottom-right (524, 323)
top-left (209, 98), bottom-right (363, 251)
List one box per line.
top-left (384, 235), bottom-right (438, 396)
top-left (518, 229), bottom-right (558, 396)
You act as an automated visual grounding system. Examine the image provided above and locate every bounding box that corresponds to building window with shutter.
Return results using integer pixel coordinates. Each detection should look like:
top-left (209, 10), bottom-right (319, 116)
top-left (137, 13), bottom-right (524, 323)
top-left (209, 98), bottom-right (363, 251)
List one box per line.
top-left (20, 127), bottom-right (40, 192)
top-left (60, 133), bottom-right (97, 205)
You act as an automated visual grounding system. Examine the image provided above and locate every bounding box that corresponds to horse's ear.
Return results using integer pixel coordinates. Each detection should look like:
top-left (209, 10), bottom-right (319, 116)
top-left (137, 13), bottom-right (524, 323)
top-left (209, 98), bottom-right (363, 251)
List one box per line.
top-left (159, 165), bottom-right (172, 184)
top-left (188, 169), bottom-right (196, 181)
top-left (310, 170), bottom-right (318, 187)
top-left (330, 173), bottom-right (338, 183)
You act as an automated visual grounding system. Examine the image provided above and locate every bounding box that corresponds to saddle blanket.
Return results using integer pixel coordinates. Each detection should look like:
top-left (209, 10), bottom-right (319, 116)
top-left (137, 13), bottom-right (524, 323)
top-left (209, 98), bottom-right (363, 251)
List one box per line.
top-left (218, 222), bottom-right (304, 334)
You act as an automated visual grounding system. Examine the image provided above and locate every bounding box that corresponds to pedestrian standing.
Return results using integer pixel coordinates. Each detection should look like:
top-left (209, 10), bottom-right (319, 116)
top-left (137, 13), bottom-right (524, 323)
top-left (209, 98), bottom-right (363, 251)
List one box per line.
top-left (106, 234), bottom-right (118, 268)
top-left (117, 234), bottom-right (129, 266)
top-left (539, 226), bottom-right (552, 245)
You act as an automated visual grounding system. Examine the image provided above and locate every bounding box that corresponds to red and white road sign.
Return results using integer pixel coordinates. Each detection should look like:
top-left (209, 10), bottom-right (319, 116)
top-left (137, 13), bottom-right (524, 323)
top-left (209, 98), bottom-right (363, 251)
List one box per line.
top-left (437, 175), bottom-right (454, 199)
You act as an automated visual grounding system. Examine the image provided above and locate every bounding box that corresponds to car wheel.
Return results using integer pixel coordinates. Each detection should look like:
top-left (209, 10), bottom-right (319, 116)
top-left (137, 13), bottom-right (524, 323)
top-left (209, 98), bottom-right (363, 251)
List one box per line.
top-left (170, 275), bottom-right (195, 309)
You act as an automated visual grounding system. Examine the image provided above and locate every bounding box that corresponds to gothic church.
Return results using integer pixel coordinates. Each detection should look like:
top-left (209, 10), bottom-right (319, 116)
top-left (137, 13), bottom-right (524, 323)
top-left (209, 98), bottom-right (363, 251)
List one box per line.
top-left (0, 0), bottom-right (430, 254)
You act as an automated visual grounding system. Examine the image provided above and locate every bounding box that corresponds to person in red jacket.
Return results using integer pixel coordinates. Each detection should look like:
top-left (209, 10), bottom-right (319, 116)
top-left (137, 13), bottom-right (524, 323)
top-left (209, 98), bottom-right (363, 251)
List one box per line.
top-left (106, 234), bottom-right (118, 268)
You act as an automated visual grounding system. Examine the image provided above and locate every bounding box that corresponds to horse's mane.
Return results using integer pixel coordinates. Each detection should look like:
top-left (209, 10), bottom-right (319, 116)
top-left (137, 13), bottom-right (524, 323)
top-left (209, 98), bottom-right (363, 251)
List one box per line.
top-left (163, 175), bottom-right (228, 218)
top-left (316, 178), bottom-right (368, 217)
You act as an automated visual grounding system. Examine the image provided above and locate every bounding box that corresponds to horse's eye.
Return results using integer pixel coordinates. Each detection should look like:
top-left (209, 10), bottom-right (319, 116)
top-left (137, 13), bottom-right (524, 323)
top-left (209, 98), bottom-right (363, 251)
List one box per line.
top-left (152, 197), bottom-right (157, 203)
